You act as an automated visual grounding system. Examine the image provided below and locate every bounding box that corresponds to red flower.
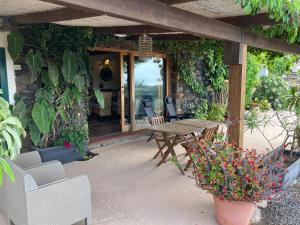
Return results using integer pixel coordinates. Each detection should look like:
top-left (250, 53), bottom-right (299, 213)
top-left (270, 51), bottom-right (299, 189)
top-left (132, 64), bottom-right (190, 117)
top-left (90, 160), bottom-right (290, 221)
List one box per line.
top-left (64, 141), bottom-right (72, 149)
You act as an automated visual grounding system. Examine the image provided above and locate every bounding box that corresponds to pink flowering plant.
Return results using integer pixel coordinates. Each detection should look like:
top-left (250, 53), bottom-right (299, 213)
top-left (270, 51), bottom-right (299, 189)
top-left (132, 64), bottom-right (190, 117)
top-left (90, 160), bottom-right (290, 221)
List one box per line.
top-left (189, 140), bottom-right (286, 202)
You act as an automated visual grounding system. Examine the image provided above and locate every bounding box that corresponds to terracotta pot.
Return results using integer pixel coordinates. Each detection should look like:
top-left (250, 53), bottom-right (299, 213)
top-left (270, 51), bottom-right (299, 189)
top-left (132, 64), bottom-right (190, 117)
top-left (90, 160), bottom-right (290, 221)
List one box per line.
top-left (214, 196), bottom-right (255, 225)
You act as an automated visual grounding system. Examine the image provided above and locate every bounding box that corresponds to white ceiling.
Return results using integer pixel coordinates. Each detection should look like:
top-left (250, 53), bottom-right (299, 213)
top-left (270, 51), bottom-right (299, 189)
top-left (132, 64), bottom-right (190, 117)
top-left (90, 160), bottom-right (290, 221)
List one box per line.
top-left (55, 15), bottom-right (141, 27)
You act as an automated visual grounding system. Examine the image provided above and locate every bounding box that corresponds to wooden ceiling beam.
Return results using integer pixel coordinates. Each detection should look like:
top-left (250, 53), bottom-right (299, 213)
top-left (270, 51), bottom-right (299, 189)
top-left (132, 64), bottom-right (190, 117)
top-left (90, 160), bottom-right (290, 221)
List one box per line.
top-left (218, 13), bottom-right (277, 27)
top-left (94, 25), bottom-right (173, 34)
top-left (9, 8), bottom-right (101, 24)
top-left (159, 0), bottom-right (198, 4)
top-left (40, 0), bottom-right (300, 54)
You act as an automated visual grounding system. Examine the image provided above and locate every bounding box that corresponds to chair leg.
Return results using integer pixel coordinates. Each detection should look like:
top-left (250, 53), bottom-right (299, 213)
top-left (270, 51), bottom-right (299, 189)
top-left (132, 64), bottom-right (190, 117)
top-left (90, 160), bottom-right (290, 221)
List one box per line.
top-left (147, 133), bottom-right (155, 142)
top-left (184, 160), bottom-right (191, 171)
top-left (85, 217), bottom-right (92, 225)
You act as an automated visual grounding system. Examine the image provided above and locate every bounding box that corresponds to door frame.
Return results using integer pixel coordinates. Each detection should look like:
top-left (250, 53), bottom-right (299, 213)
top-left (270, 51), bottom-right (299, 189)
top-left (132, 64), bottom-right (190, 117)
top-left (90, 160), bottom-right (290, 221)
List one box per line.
top-left (90, 47), bottom-right (170, 132)
top-left (0, 48), bottom-right (9, 101)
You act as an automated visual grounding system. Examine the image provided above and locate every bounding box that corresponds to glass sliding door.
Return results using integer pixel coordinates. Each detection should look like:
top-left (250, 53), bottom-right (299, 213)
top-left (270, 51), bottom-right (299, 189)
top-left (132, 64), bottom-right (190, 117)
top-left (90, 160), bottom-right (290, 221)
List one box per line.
top-left (134, 57), bottom-right (165, 128)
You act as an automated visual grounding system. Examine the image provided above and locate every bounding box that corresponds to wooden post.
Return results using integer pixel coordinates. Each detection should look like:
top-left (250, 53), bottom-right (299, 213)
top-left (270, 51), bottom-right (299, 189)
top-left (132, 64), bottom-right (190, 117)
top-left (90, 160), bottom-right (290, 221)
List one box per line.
top-left (120, 52), bottom-right (125, 132)
top-left (224, 41), bottom-right (247, 148)
top-left (129, 53), bottom-right (136, 131)
top-left (165, 58), bottom-right (171, 97)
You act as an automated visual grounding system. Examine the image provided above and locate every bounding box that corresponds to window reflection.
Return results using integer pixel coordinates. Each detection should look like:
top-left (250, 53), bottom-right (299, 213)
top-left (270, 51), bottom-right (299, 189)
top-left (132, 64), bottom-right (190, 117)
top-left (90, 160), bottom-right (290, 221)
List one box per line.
top-left (134, 57), bottom-right (165, 126)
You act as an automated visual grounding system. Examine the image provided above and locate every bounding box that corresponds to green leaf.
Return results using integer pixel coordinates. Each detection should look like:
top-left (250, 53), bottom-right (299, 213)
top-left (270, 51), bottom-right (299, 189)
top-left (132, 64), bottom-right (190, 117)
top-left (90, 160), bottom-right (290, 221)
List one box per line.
top-left (0, 158), bottom-right (15, 182)
top-left (13, 99), bottom-right (29, 128)
top-left (28, 122), bottom-right (41, 146)
top-left (94, 89), bottom-right (104, 108)
top-left (25, 50), bottom-right (43, 82)
top-left (41, 70), bottom-right (52, 87)
top-left (74, 75), bottom-right (85, 92)
top-left (2, 130), bottom-right (12, 150)
top-left (5, 126), bottom-right (22, 151)
top-left (31, 100), bottom-right (56, 134)
top-left (61, 50), bottom-right (78, 83)
top-left (7, 32), bottom-right (24, 61)
top-left (48, 62), bottom-right (59, 87)
top-left (77, 55), bottom-right (88, 76)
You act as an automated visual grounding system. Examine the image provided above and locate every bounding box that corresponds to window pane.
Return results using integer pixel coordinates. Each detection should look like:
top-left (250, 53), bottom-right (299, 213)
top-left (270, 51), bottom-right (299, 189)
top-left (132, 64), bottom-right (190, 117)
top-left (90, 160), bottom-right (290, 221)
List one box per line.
top-left (134, 57), bottom-right (165, 127)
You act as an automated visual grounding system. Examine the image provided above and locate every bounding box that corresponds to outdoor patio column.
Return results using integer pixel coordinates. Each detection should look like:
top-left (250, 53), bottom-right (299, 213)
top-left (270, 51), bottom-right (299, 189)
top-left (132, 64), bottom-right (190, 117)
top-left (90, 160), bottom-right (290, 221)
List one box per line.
top-left (223, 41), bottom-right (247, 148)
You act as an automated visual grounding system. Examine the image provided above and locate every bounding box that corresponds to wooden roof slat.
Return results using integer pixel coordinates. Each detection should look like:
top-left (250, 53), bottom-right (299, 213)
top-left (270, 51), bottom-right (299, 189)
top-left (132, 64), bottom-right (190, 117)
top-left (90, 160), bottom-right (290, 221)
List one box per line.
top-left (10, 8), bottom-right (100, 24)
top-left (41, 0), bottom-right (300, 54)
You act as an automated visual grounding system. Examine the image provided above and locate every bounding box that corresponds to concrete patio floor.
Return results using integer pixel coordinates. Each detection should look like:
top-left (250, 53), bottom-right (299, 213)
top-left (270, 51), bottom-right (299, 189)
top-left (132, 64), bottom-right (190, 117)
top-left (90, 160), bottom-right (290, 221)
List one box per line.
top-left (0, 115), bottom-right (285, 225)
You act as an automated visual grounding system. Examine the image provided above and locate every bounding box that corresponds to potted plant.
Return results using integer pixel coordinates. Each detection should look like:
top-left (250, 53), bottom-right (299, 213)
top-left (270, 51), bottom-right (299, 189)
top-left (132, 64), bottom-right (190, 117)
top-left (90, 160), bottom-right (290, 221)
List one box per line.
top-left (188, 140), bottom-right (285, 225)
top-left (0, 91), bottom-right (25, 186)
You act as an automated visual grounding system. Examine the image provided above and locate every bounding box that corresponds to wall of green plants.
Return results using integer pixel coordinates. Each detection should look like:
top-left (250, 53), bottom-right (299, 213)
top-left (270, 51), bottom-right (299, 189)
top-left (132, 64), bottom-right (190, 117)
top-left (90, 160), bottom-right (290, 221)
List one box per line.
top-left (7, 25), bottom-right (103, 153)
top-left (155, 39), bottom-right (228, 121)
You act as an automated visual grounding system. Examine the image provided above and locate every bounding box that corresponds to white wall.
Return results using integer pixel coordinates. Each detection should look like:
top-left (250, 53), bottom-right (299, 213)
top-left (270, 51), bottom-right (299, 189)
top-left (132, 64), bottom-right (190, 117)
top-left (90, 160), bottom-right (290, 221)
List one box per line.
top-left (0, 31), bottom-right (16, 104)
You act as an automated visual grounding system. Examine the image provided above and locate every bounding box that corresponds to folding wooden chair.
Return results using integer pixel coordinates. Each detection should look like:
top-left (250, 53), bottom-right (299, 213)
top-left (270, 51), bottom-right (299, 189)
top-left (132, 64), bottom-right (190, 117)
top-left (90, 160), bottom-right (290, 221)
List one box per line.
top-left (182, 125), bottom-right (219, 171)
top-left (150, 116), bottom-right (169, 159)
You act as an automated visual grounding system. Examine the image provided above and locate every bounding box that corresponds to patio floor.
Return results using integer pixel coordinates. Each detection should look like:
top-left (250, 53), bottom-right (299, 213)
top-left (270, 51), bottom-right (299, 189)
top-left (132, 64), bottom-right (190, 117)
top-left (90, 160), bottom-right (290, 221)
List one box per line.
top-left (0, 114), bottom-right (285, 225)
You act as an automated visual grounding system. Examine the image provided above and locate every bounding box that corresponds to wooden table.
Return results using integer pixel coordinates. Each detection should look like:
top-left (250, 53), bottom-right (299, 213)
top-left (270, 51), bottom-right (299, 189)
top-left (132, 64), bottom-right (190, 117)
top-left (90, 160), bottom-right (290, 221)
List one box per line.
top-left (148, 119), bottom-right (220, 174)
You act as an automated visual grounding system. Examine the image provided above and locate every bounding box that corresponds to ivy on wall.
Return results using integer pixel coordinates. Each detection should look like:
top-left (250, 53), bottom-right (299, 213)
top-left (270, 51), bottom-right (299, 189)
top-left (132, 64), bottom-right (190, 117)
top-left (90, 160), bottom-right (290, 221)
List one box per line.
top-left (155, 38), bottom-right (228, 97)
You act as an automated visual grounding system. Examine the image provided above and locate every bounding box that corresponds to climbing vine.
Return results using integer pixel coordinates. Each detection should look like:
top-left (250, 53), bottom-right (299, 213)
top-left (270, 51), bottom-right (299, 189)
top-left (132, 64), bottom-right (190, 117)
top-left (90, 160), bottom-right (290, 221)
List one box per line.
top-left (236, 0), bottom-right (300, 43)
top-left (155, 38), bottom-right (228, 96)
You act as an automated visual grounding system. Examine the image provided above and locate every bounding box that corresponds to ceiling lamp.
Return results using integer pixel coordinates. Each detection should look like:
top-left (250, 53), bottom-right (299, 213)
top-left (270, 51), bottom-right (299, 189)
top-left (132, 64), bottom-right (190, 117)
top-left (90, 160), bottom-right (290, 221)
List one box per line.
top-left (138, 33), bottom-right (153, 58)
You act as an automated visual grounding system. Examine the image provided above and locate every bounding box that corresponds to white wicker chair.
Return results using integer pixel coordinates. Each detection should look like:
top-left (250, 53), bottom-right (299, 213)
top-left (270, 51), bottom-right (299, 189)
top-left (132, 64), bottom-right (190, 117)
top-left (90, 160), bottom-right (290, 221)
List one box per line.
top-left (1, 152), bottom-right (92, 225)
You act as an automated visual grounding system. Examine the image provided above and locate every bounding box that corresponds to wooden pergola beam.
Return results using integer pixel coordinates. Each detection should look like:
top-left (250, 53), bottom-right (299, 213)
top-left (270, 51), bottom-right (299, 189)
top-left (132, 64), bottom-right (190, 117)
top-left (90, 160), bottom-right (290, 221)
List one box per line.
top-left (94, 25), bottom-right (173, 34)
top-left (159, 0), bottom-right (197, 4)
top-left (42, 0), bottom-right (300, 55)
top-left (9, 8), bottom-right (101, 24)
top-left (218, 13), bottom-right (277, 27)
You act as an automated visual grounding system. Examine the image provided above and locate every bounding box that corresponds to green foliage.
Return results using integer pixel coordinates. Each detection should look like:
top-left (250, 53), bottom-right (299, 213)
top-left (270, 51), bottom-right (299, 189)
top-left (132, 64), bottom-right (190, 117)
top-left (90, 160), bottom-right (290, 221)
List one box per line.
top-left (62, 51), bottom-right (78, 82)
top-left (31, 100), bottom-right (56, 134)
top-left (246, 53), bottom-right (260, 107)
top-left (207, 103), bottom-right (226, 122)
top-left (0, 94), bottom-right (26, 186)
top-left (48, 62), bottom-right (59, 87)
top-left (193, 100), bottom-right (208, 119)
top-left (23, 24), bottom-right (95, 56)
top-left (7, 32), bottom-right (24, 61)
top-left (236, 0), bottom-right (300, 43)
top-left (8, 30), bottom-right (103, 151)
top-left (253, 75), bottom-right (290, 110)
top-left (267, 55), bottom-right (297, 77)
top-left (55, 124), bottom-right (88, 155)
top-left (25, 50), bottom-right (43, 82)
top-left (155, 39), bottom-right (228, 103)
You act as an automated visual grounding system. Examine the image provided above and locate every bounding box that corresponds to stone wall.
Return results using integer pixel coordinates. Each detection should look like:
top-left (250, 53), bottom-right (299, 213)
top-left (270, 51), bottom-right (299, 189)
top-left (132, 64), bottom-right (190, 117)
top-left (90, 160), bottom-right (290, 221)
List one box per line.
top-left (171, 61), bottom-right (207, 115)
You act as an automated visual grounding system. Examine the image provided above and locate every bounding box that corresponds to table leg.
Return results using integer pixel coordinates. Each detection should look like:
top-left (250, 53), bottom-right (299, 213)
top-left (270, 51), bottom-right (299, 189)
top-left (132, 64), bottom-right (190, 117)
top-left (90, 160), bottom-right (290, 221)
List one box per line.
top-left (157, 135), bottom-right (185, 175)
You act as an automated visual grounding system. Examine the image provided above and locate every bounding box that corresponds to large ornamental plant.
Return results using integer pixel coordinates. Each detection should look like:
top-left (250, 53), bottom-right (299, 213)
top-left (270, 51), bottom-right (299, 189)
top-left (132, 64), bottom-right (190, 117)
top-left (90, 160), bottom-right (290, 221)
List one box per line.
top-left (189, 140), bottom-right (285, 202)
top-left (7, 31), bottom-right (103, 155)
top-left (0, 92), bottom-right (25, 186)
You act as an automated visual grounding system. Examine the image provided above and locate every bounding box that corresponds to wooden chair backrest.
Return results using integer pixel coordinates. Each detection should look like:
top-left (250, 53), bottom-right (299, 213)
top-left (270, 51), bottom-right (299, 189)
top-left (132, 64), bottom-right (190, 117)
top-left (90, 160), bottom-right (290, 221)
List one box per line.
top-left (150, 116), bottom-right (165, 125)
top-left (201, 125), bottom-right (219, 142)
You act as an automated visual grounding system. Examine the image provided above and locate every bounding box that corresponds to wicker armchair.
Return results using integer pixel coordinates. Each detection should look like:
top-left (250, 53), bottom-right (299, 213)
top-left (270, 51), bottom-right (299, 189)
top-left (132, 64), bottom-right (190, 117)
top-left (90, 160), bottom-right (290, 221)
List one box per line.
top-left (1, 152), bottom-right (92, 225)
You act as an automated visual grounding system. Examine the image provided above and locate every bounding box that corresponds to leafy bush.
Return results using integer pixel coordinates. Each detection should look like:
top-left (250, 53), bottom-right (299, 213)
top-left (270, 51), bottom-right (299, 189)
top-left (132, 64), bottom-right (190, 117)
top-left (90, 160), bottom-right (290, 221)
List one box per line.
top-left (207, 103), bottom-right (227, 122)
top-left (246, 53), bottom-right (260, 107)
top-left (189, 140), bottom-right (285, 202)
top-left (193, 99), bottom-right (208, 119)
top-left (0, 93), bottom-right (25, 186)
top-left (253, 75), bottom-right (290, 110)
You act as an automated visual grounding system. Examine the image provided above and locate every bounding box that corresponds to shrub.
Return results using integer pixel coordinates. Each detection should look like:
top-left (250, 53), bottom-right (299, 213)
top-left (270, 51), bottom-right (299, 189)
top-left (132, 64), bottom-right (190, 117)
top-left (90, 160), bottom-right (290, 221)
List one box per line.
top-left (188, 141), bottom-right (285, 202)
top-left (207, 103), bottom-right (227, 122)
top-left (253, 75), bottom-right (290, 110)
